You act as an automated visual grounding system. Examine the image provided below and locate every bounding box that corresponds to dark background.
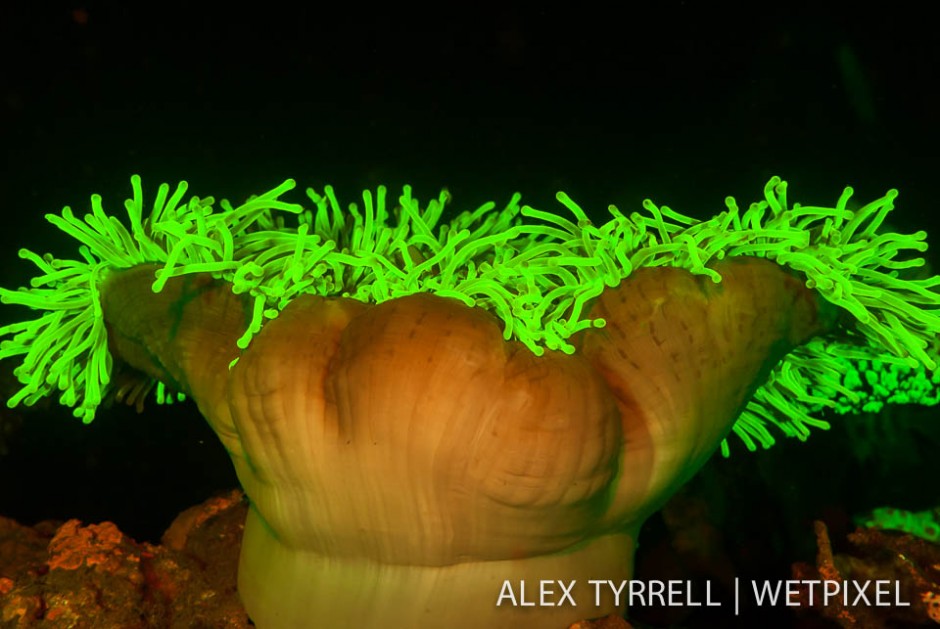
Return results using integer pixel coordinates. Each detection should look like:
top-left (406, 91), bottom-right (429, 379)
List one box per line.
top-left (1, 4), bottom-right (938, 627)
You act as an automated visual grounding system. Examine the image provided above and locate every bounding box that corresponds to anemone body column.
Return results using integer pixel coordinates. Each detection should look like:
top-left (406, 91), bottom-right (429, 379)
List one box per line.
top-left (100, 256), bottom-right (830, 628)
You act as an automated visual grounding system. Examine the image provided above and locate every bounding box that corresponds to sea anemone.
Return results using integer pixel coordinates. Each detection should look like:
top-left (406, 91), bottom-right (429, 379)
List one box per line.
top-left (2, 175), bottom-right (938, 627)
